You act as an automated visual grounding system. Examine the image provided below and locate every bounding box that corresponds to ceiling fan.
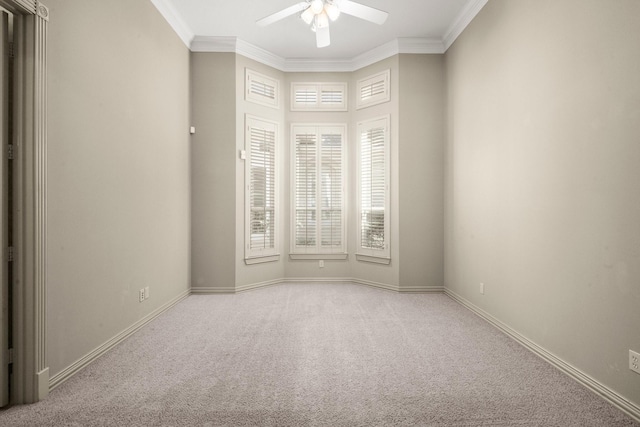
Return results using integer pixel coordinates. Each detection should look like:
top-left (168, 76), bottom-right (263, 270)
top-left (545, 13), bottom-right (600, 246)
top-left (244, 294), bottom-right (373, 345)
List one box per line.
top-left (257, 0), bottom-right (389, 48)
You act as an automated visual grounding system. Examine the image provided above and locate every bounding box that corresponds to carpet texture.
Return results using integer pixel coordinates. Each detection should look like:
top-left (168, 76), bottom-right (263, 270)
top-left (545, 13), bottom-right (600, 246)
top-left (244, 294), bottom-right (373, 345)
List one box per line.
top-left (1, 283), bottom-right (638, 426)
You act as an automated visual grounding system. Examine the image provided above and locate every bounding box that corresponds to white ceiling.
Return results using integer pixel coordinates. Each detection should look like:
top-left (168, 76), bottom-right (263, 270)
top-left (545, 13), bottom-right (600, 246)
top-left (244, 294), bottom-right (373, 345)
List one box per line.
top-left (153, 0), bottom-right (486, 64)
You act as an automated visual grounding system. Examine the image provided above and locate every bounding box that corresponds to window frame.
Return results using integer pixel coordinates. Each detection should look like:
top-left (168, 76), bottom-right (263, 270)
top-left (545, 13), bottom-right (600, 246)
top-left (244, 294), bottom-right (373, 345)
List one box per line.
top-left (245, 115), bottom-right (280, 264)
top-left (290, 123), bottom-right (348, 259)
top-left (245, 68), bottom-right (280, 109)
top-left (356, 115), bottom-right (391, 264)
top-left (356, 69), bottom-right (391, 110)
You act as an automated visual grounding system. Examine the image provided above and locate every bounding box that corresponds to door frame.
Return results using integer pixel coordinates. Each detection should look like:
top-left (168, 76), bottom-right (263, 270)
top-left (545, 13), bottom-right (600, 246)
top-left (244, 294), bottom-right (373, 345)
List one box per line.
top-left (0, 8), bottom-right (9, 408)
top-left (0, 0), bottom-right (48, 404)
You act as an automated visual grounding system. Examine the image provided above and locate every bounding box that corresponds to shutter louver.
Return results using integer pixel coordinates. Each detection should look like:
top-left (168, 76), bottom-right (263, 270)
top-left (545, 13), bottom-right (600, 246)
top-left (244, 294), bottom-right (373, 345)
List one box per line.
top-left (321, 89), bottom-right (343, 105)
top-left (360, 80), bottom-right (385, 101)
top-left (321, 133), bottom-right (343, 248)
top-left (251, 80), bottom-right (276, 100)
top-left (295, 87), bottom-right (318, 107)
top-left (360, 126), bottom-right (386, 250)
top-left (295, 132), bottom-right (317, 247)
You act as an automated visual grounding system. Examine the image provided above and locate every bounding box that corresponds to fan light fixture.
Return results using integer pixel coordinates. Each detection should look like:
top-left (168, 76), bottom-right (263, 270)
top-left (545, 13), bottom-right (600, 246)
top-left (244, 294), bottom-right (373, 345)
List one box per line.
top-left (301, 0), bottom-right (341, 32)
top-left (256, 0), bottom-right (388, 49)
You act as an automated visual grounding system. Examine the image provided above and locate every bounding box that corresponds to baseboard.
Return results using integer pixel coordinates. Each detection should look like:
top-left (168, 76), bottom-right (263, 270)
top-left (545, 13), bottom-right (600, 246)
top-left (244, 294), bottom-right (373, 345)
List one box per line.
top-left (349, 277), bottom-right (399, 292)
top-left (350, 278), bottom-right (443, 293)
top-left (36, 368), bottom-right (49, 400)
top-left (191, 286), bottom-right (236, 294)
top-left (192, 278), bottom-right (442, 294)
top-left (444, 288), bottom-right (640, 423)
top-left (236, 278), bottom-right (286, 293)
top-left (282, 277), bottom-right (353, 285)
top-left (398, 285), bottom-right (444, 293)
top-left (49, 289), bottom-right (191, 391)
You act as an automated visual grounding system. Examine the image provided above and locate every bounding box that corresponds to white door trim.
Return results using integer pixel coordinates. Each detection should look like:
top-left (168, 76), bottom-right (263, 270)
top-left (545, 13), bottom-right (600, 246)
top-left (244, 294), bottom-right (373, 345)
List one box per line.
top-left (0, 0), bottom-right (48, 404)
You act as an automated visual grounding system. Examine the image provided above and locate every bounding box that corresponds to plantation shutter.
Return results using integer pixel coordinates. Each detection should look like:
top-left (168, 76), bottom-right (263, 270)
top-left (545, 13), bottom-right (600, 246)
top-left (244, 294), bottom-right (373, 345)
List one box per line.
top-left (250, 79), bottom-right (275, 100)
top-left (294, 130), bottom-right (317, 247)
top-left (319, 85), bottom-right (346, 110)
top-left (293, 85), bottom-right (318, 108)
top-left (248, 119), bottom-right (276, 254)
top-left (320, 132), bottom-right (343, 248)
top-left (291, 83), bottom-right (347, 111)
top-left (361, 80), bottom-right (385, 102)
top-left (358, 116), bottom-right (390, 262)
top-left (292, 125), bottom-right (346, 254)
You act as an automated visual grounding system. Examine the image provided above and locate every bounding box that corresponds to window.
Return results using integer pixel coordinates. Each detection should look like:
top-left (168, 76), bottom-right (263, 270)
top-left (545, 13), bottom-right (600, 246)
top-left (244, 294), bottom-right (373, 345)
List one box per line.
top-left (246, 69), bottom-right (280, 109)
top-left (291, 124), bottom-right (347, 259)
top-left (357, 116), bottom-right (390, 264)
top-left (245, 115), bottom-right (279, 264)
top-left (291, 82), bottom-right (347, 111)
top-left (356, 70), bottom-right (390, 110)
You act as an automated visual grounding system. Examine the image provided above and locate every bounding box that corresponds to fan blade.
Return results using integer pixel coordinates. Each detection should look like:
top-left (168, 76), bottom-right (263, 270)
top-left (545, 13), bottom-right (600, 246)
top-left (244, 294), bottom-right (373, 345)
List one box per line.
top-left (337, 0), bottom-right (388, 25)
top-left (257, 2), bottom-right (309, 26)
top-left (316, 25), bottom-right (330, 48)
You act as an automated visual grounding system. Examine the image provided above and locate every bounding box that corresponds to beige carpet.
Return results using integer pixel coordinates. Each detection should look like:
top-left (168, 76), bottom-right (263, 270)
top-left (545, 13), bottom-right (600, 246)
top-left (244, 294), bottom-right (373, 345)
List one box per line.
top-left (1, 283), bottom-right (638, 426)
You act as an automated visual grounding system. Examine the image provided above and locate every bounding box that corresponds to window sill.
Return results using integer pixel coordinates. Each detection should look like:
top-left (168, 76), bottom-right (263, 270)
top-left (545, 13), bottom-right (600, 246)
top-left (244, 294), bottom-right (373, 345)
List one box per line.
top-left (289, 253), bottom-right (348, 261)
top-left (245, 254), bottom-right (280, 265)
top-left (355, 253), bottom-right (391, 265)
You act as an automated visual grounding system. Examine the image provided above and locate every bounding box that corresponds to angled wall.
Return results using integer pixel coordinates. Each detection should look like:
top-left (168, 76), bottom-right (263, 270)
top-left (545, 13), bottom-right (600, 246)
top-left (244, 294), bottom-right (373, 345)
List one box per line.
top-left (190, 52), bottom-right (237, 292)
top-left (398, 54), bottom-right (445, 292)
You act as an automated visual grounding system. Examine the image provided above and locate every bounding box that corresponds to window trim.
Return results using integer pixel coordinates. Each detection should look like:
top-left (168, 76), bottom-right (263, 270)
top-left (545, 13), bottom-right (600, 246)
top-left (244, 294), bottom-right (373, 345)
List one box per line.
top-left (244, 115), bottom-right (280, 264)
top-left (356, 69), bottom-right (390, 110)
top-left (356, 115), bottom-right (390, 262)
top-left (290, 123), bottom-right (348, 257)
top-left (289, 253), bottom-right (348, 261)
top-left (245, 68), bottom-right (280, 109)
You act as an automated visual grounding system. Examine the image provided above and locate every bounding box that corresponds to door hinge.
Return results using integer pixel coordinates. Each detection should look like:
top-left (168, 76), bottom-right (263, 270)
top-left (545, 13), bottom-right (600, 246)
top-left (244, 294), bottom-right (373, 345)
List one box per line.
top-left (8, 144), bottom-right (14, 160)
top-left (8, 42), bottom-right (15, 59)
top-left (7, 246), bottom-right (14, 263)
top-left (7, 348), bottom-right (13, 365)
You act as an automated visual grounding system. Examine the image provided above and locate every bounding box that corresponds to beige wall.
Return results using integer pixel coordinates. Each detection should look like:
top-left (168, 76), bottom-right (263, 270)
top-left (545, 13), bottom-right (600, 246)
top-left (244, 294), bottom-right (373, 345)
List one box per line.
top-left (445, 0), bottom-right (640, 407)
top-left (190, 52), bottom-right (237, 292)
top-left (46, 0), bottom-right (190, 376)
top-left (398, 54), bottom-right (445, 291)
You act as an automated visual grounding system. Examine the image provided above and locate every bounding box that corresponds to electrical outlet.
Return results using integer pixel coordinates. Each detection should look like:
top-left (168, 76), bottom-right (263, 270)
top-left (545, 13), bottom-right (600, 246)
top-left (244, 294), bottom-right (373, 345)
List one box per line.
top-left (480, 283), bottom-right (485, 295)
top-left (319, 260), bottom-right (324, 268)
top-left (144, 286), bottom-right (150, 300)
top-left (139, 289), bottom-right (145, 302)
top-left (630, 350), bottom-right (640, 375)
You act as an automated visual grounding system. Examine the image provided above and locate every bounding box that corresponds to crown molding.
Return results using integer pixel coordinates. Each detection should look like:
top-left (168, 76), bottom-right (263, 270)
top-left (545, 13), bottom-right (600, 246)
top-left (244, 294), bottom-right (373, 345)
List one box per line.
top-left (191, 36), bottom-right (236, 53)
top-left (237, 38), bottom-right (289, 70)
top-left (443, 0), bottom-right (488, 50)
top-left (150, 0), bottom-right (194, 48)
top-left (190, 36), bottom-right (446, 72)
